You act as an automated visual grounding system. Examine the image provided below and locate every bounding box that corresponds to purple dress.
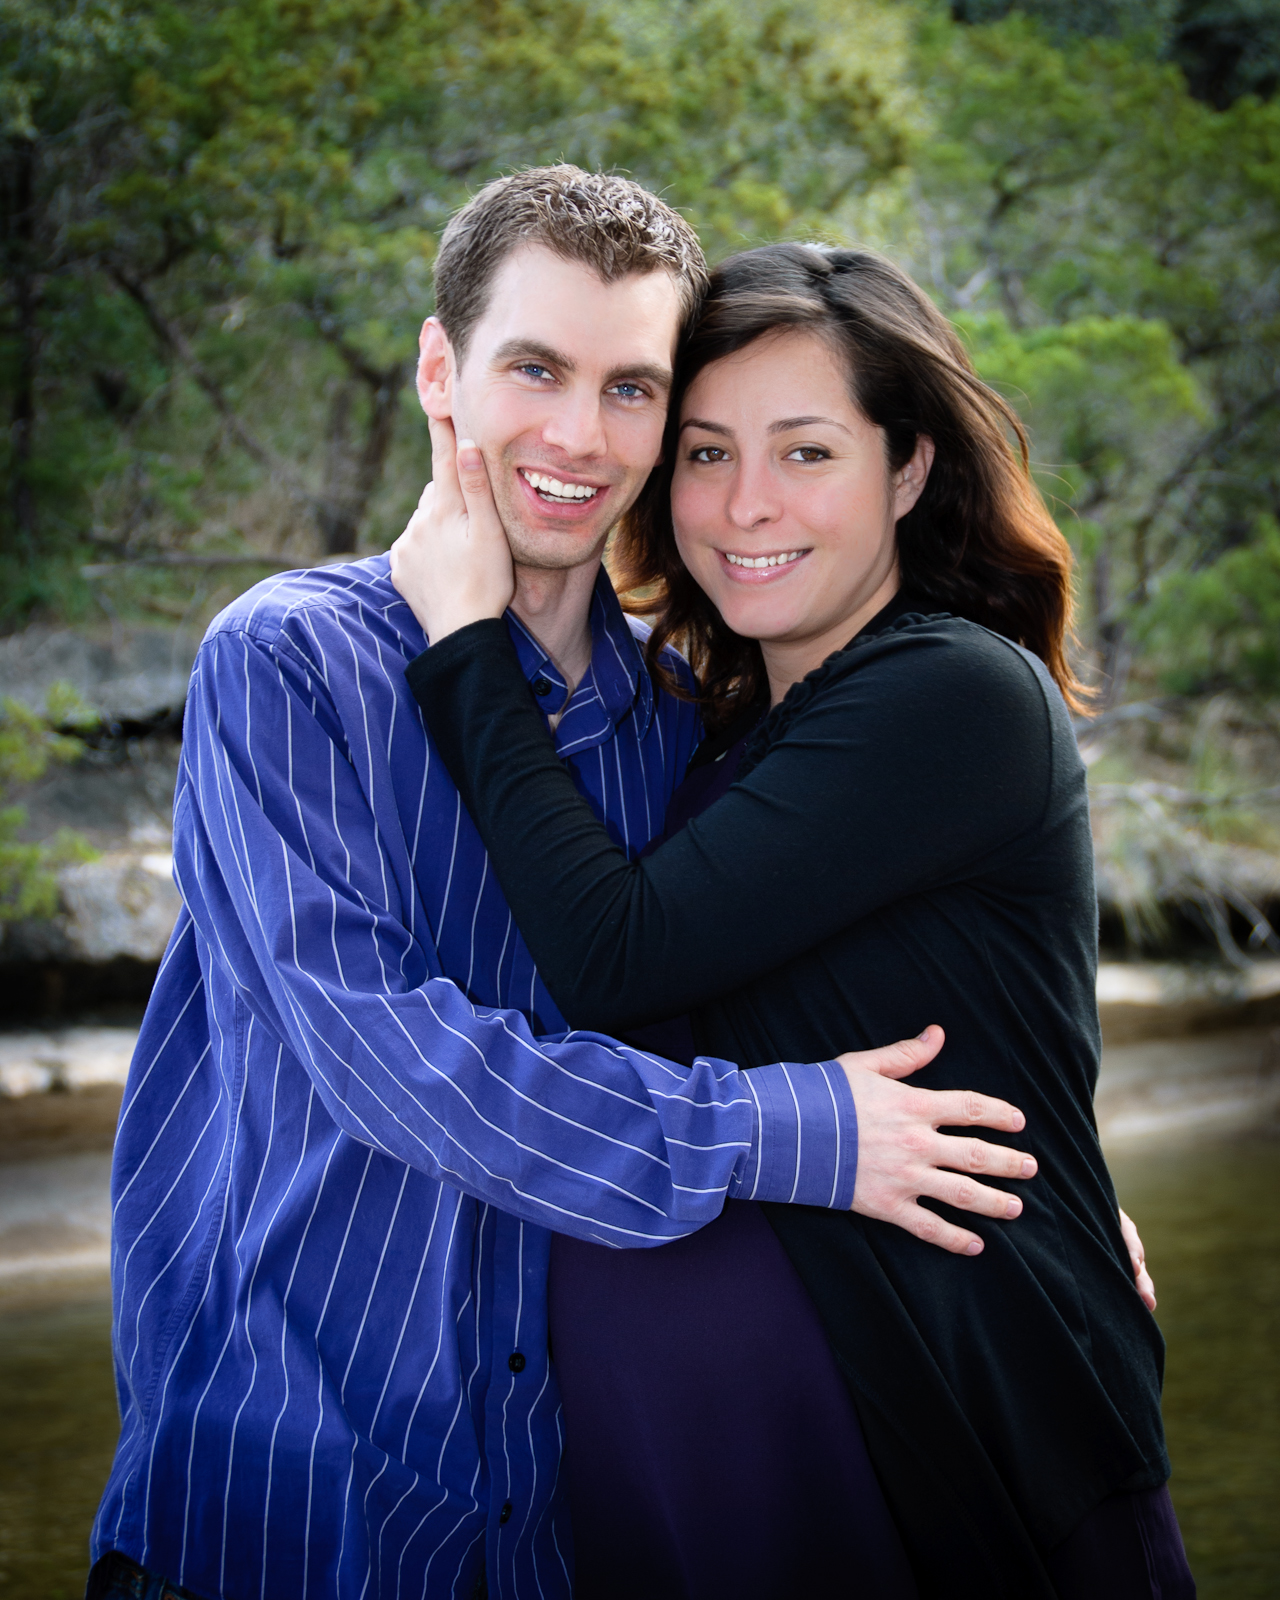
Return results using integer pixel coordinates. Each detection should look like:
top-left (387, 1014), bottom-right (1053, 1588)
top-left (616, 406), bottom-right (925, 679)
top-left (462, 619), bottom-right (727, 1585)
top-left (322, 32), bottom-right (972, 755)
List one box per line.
top-left (548, 733), bottom-right (919, 1600)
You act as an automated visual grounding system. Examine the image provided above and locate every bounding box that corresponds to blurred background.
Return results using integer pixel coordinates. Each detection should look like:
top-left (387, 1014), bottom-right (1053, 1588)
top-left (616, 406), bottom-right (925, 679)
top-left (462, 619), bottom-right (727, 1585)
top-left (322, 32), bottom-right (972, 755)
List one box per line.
top-left (0, 0), bottom-right (1277, 1594)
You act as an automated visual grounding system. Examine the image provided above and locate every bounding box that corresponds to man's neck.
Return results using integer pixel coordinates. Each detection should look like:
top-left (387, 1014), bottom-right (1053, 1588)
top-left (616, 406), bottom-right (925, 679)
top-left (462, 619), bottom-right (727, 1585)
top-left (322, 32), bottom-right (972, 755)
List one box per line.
top-left (509, 559), bottom-right (600, 696)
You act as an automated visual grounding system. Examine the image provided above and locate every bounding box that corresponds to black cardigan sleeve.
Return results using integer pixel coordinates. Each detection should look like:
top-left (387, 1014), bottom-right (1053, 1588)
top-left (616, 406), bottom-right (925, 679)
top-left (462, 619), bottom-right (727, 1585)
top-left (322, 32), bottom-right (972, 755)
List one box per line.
top-left (407, 616), bottom-right (1053, 1034)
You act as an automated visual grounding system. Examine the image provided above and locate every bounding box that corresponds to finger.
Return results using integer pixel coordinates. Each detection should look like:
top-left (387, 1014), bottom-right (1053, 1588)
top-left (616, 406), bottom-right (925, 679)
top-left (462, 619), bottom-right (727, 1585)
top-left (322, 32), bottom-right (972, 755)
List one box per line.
top-left (933, 1131), bottom-right (1037, 1181)
top-left (917, 1168), bottom-right (1026, 1220)
top-left (454, 439), bottom-right (505, 538)
top-left (390, 484), bottom-right (433, 578)
top-left (1135, 1263), bottom-right (1157, 1312)
top-left (839, 1024), bottom-right (944, 1082)
top-left (400, 482), bottom-right (435, 548)
top-left (919, 1087), bottom-right (1027, 1135)
top-left (426, 414), bottom-right (463, 512)
top-left (889, 1200), bottom-right (985, 1256)
top-left (1118, 1207), bottom-right (1146, 1270)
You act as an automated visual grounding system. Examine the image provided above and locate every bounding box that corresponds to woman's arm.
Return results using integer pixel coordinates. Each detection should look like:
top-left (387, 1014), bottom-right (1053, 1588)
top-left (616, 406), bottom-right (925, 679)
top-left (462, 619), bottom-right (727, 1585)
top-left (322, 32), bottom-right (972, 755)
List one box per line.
top-left (408, 614), bottom-right (1054, 1034)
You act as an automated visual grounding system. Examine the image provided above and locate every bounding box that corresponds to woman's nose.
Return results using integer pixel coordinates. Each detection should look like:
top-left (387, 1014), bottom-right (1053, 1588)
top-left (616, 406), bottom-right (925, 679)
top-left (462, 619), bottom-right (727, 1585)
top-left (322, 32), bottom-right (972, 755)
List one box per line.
top-left (725, 461), bottom-right (782, 530)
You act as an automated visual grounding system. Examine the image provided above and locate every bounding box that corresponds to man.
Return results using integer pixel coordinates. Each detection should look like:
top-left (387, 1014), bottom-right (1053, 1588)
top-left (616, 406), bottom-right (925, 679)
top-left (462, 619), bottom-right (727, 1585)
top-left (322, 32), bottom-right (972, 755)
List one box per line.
top-left (89, 167), bottom-right (1037, 1600)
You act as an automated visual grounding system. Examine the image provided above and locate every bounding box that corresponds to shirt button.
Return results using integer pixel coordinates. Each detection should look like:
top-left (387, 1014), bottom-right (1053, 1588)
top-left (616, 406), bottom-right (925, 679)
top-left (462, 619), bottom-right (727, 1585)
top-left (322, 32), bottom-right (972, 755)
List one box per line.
top-left (508, 1351), bottom-right (526, 1372)
top-left (499, 1500), bottom-right (513, 1524)
top-left (532, 677), bottom-right (552, 697)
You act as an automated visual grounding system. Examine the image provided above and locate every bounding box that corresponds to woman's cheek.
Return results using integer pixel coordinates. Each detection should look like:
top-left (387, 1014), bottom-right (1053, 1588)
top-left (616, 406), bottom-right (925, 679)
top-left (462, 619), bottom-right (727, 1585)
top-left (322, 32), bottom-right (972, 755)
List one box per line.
top-left (672, 498), bottom-right (721, 581)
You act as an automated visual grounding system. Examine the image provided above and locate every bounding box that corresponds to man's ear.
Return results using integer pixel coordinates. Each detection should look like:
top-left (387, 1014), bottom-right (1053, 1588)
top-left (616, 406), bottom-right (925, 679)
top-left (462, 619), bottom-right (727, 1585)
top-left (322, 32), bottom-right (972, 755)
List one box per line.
top-left (417, 317), bottom-right (455, 421)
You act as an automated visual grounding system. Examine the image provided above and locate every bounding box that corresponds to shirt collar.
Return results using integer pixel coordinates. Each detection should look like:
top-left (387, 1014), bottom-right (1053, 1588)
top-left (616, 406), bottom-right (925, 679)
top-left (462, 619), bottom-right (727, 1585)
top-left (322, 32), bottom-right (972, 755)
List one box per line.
top-left (504, 567), bottom-right (654, 755)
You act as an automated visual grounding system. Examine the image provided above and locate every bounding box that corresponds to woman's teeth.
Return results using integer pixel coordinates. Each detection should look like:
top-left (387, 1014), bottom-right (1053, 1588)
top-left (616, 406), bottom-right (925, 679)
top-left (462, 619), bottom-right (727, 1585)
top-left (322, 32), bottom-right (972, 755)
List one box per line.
top-left (521, 469), bottom-right (599, 503)
top-left (725, 550), bottom-right (805, 568)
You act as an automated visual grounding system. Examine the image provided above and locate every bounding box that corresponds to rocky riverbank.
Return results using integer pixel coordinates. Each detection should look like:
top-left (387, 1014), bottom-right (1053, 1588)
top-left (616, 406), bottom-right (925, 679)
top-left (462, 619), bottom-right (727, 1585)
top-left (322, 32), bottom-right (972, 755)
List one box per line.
top-left (1, 962), bottom-right (1276, 1286)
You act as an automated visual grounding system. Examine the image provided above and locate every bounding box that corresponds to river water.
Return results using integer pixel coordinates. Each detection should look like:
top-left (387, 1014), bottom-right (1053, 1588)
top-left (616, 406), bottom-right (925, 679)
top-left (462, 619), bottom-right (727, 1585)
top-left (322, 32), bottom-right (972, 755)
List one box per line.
top-left (0, 1131), bottom-right (1276, 1598)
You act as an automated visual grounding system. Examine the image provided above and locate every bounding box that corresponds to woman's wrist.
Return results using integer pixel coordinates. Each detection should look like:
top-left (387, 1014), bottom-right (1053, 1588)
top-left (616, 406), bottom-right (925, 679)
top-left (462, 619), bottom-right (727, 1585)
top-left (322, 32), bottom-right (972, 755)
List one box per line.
top-left (424, 597), bottom-right (508, 645)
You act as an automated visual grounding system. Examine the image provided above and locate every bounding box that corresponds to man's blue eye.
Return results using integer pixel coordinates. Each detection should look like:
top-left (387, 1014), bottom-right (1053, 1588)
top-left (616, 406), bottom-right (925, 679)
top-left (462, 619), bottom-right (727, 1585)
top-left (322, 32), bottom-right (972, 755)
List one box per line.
top-left (520, 364), bottom-right (552, 380)
top-left (612, 383), bottom-right (643, 399)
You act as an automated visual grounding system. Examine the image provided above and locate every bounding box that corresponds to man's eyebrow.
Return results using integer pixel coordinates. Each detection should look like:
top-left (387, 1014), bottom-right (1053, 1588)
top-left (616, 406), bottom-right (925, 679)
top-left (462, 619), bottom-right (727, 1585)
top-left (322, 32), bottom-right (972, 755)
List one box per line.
top-left (491, 339), bottom-right (576, 372)
top-left (603, 362), bottom-right (673, 392)
top-left (491, 343), bottom-right (670, 392)
top-left (768, 415), bottom-right (852, 435)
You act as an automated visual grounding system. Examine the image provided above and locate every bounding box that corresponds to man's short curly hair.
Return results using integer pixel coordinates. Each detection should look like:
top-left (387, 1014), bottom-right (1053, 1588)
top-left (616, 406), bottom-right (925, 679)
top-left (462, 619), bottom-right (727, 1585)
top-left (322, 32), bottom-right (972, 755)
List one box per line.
top-left (433, 165), bottom-right (708, 360)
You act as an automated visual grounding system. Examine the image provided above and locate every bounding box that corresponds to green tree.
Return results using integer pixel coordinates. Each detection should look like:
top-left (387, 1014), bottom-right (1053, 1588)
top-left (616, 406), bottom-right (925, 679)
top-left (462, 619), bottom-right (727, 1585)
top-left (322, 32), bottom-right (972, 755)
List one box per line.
top-left (0, 0), bottom-right (165, 610)
top-left (1136, 515), bottom-right (1280, 695)
top-left (0, 685), bottom-right (95, 920)
top-left (1171, 0), bottom-right (1280, 107)
top-left (853, 9), bottom-right (1280, 698)
top-left (0, 0), bottom-right (911, 620)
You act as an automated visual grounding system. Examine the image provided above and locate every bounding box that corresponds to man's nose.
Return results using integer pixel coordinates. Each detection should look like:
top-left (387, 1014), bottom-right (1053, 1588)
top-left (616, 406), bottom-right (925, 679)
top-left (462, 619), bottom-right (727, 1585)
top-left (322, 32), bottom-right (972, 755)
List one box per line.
top-left (540, 390), bottom-right (609, 460)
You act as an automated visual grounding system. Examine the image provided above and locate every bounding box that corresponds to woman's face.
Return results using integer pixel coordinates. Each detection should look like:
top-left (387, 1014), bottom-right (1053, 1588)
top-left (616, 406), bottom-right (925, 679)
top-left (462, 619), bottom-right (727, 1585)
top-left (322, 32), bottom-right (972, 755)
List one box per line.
top-left (671, 329), bottom-right (932, 677)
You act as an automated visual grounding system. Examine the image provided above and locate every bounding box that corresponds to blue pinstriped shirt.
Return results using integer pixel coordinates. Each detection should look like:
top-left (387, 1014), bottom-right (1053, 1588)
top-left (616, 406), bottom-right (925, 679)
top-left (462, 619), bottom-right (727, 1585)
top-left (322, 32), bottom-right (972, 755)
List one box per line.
top-left (91, 556), bottom-right (857, 1600)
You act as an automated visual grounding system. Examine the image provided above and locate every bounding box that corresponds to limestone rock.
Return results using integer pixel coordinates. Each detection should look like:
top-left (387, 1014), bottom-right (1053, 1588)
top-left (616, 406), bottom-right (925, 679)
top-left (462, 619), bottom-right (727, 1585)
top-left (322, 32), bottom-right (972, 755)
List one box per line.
top-left (0, 622), bottom-right (199, 721)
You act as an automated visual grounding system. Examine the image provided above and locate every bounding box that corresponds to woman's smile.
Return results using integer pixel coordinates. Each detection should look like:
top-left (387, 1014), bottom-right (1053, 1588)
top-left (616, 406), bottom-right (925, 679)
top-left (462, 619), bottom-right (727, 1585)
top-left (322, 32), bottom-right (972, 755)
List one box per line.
top-left (718, 547), bottom-right (811, 580)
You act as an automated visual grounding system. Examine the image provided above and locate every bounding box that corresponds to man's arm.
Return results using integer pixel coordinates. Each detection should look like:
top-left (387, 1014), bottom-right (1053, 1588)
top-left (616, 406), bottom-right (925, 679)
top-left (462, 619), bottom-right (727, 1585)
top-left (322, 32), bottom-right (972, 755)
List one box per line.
top-left (175, 620), bottom-right (884, 1245)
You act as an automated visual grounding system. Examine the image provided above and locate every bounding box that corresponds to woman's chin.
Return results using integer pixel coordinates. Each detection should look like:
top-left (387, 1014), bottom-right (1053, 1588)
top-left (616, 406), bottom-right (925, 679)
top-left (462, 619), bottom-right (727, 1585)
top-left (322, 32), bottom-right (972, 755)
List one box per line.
top-left (710, 589), bottom-right (810, 643)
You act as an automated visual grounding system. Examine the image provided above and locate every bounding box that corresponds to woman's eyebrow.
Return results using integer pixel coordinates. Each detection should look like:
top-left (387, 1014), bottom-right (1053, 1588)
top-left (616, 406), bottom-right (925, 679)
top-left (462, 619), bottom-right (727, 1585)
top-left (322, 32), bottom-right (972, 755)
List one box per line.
top-left (768, 415), bottom-right (851, 435)
top-left (679, 417), bottom-right (733, 435)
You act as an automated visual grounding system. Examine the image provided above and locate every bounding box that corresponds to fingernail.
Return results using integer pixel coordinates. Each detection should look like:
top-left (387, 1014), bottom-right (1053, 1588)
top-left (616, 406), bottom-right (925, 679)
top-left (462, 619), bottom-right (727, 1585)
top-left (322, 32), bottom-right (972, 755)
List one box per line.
top-left (917, 1028), bottom-right (931, 1041)
top-left (965, 1239), bottom-right (983, 1255)
top-left (1005, 1198), bottom-right (1022, 1218)
top-left (1021, 1158), bottom-right (1037, 1177)
top-left (1011, 1112), bottom-right (1026, 1131)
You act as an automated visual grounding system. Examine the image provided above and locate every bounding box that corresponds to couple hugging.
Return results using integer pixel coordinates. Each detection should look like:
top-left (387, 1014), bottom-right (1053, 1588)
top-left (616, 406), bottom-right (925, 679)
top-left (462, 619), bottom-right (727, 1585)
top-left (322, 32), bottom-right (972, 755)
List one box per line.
top-left (88, 167), bottom-right (1193, 1600)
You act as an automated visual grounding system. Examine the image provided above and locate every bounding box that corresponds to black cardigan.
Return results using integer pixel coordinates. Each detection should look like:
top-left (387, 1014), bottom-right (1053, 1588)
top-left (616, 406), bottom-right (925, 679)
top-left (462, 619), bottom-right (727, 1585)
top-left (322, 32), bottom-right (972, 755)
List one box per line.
top-left (406, 606), bottom-right (1169, 1599)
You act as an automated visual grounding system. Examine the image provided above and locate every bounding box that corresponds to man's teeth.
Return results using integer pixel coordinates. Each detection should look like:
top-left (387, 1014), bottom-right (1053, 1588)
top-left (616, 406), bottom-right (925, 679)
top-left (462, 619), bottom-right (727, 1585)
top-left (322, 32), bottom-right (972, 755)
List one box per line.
top-left (521, 469), bottom-right (599, 501)
top-left (725, 551), bottom-right (805, 569)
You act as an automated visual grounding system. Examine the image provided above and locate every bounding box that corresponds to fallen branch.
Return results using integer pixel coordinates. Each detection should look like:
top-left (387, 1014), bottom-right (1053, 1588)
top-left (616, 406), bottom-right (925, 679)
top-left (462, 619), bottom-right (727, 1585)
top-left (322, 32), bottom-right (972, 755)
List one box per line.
top-left (1090, 781), bottom-right (1280, 811)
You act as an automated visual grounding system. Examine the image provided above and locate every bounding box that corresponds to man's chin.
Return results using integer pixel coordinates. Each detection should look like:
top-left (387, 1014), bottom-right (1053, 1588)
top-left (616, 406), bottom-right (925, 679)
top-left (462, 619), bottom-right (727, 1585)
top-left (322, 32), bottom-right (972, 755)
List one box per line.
top-left (505, 521), bottom-right (616, 574)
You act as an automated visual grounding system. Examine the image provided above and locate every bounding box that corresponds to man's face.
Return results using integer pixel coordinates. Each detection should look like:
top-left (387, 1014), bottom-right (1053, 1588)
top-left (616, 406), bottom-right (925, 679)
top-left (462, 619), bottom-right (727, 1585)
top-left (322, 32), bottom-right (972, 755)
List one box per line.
top-left (421, 244), bottom-right (683, 571)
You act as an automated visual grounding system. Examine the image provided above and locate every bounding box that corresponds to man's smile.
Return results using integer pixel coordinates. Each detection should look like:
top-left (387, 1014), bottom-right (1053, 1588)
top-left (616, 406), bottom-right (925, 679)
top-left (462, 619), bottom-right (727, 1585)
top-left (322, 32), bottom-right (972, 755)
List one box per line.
top-left (515, 465), bottom-right (611, 520)
top-left (519, 468), bottom-right (603, 503)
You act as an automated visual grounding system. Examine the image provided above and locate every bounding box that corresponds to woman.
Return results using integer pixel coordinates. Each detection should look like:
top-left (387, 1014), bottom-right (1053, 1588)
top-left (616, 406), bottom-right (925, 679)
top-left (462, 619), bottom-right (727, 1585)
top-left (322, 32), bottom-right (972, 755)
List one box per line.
top-left (393, 245), bottom-right (1191, 1598)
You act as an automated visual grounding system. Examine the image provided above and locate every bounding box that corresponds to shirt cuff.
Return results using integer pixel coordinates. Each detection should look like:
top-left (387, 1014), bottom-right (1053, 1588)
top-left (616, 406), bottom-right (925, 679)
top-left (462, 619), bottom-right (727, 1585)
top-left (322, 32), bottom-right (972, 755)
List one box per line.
top-left (731, 1060), bottom-right (858, 1210)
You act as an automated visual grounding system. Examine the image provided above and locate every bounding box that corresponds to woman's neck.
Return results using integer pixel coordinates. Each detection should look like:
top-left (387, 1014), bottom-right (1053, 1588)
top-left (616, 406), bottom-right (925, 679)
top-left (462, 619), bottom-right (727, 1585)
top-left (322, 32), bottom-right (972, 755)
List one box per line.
top-left (761, 571), bottom-right (901, 707)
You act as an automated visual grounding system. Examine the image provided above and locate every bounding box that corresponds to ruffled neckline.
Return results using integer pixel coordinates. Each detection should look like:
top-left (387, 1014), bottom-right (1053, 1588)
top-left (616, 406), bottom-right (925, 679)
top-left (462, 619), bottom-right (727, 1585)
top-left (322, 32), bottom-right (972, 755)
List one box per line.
top-left (737, 608), bottom-right (952, 779)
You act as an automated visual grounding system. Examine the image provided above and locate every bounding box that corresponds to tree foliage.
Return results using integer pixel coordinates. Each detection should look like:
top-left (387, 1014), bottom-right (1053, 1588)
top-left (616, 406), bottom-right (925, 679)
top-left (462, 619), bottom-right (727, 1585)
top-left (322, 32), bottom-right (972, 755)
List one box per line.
top-left (0, 0), bottom-right (909, 621)
top-left (0, 686), bottom-right (95, 920)
top-left (2, 0), bottom-right (1279, 717)
top-left (851, 8), bottom-right (1280, 699)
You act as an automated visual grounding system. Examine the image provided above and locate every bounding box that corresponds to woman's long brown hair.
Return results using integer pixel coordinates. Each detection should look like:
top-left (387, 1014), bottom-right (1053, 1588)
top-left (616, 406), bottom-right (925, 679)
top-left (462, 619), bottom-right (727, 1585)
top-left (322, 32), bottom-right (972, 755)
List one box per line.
top-left (613, 242), bottom-right (1089, 727)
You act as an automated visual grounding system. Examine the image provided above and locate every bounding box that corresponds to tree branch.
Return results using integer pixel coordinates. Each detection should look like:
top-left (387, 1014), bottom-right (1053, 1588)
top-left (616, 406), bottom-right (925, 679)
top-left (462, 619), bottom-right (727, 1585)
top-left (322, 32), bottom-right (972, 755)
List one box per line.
top-left (307, 299), bottom-right (406, 392)
top-left (1129, 386), bottom-right (1280, 563)
top-left (107, 264), bottom-right (318, 509)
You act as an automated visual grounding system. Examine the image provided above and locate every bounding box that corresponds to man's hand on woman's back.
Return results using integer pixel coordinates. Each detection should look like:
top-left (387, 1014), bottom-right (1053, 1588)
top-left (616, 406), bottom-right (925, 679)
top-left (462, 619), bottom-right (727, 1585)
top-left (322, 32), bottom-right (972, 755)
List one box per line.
top-left (838, 1025), bottom-right (1036, 1256)
top-left (845, 1029), bottom-right (1160, 1302)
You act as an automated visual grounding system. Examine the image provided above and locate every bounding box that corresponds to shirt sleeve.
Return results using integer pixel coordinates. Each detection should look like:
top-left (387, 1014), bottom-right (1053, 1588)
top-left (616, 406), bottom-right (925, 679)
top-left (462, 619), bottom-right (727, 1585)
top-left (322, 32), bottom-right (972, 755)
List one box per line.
top-left (406, 616), bottom-right (1054, 1036)
top-left (175, 624), bottom-right (857, 1247)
